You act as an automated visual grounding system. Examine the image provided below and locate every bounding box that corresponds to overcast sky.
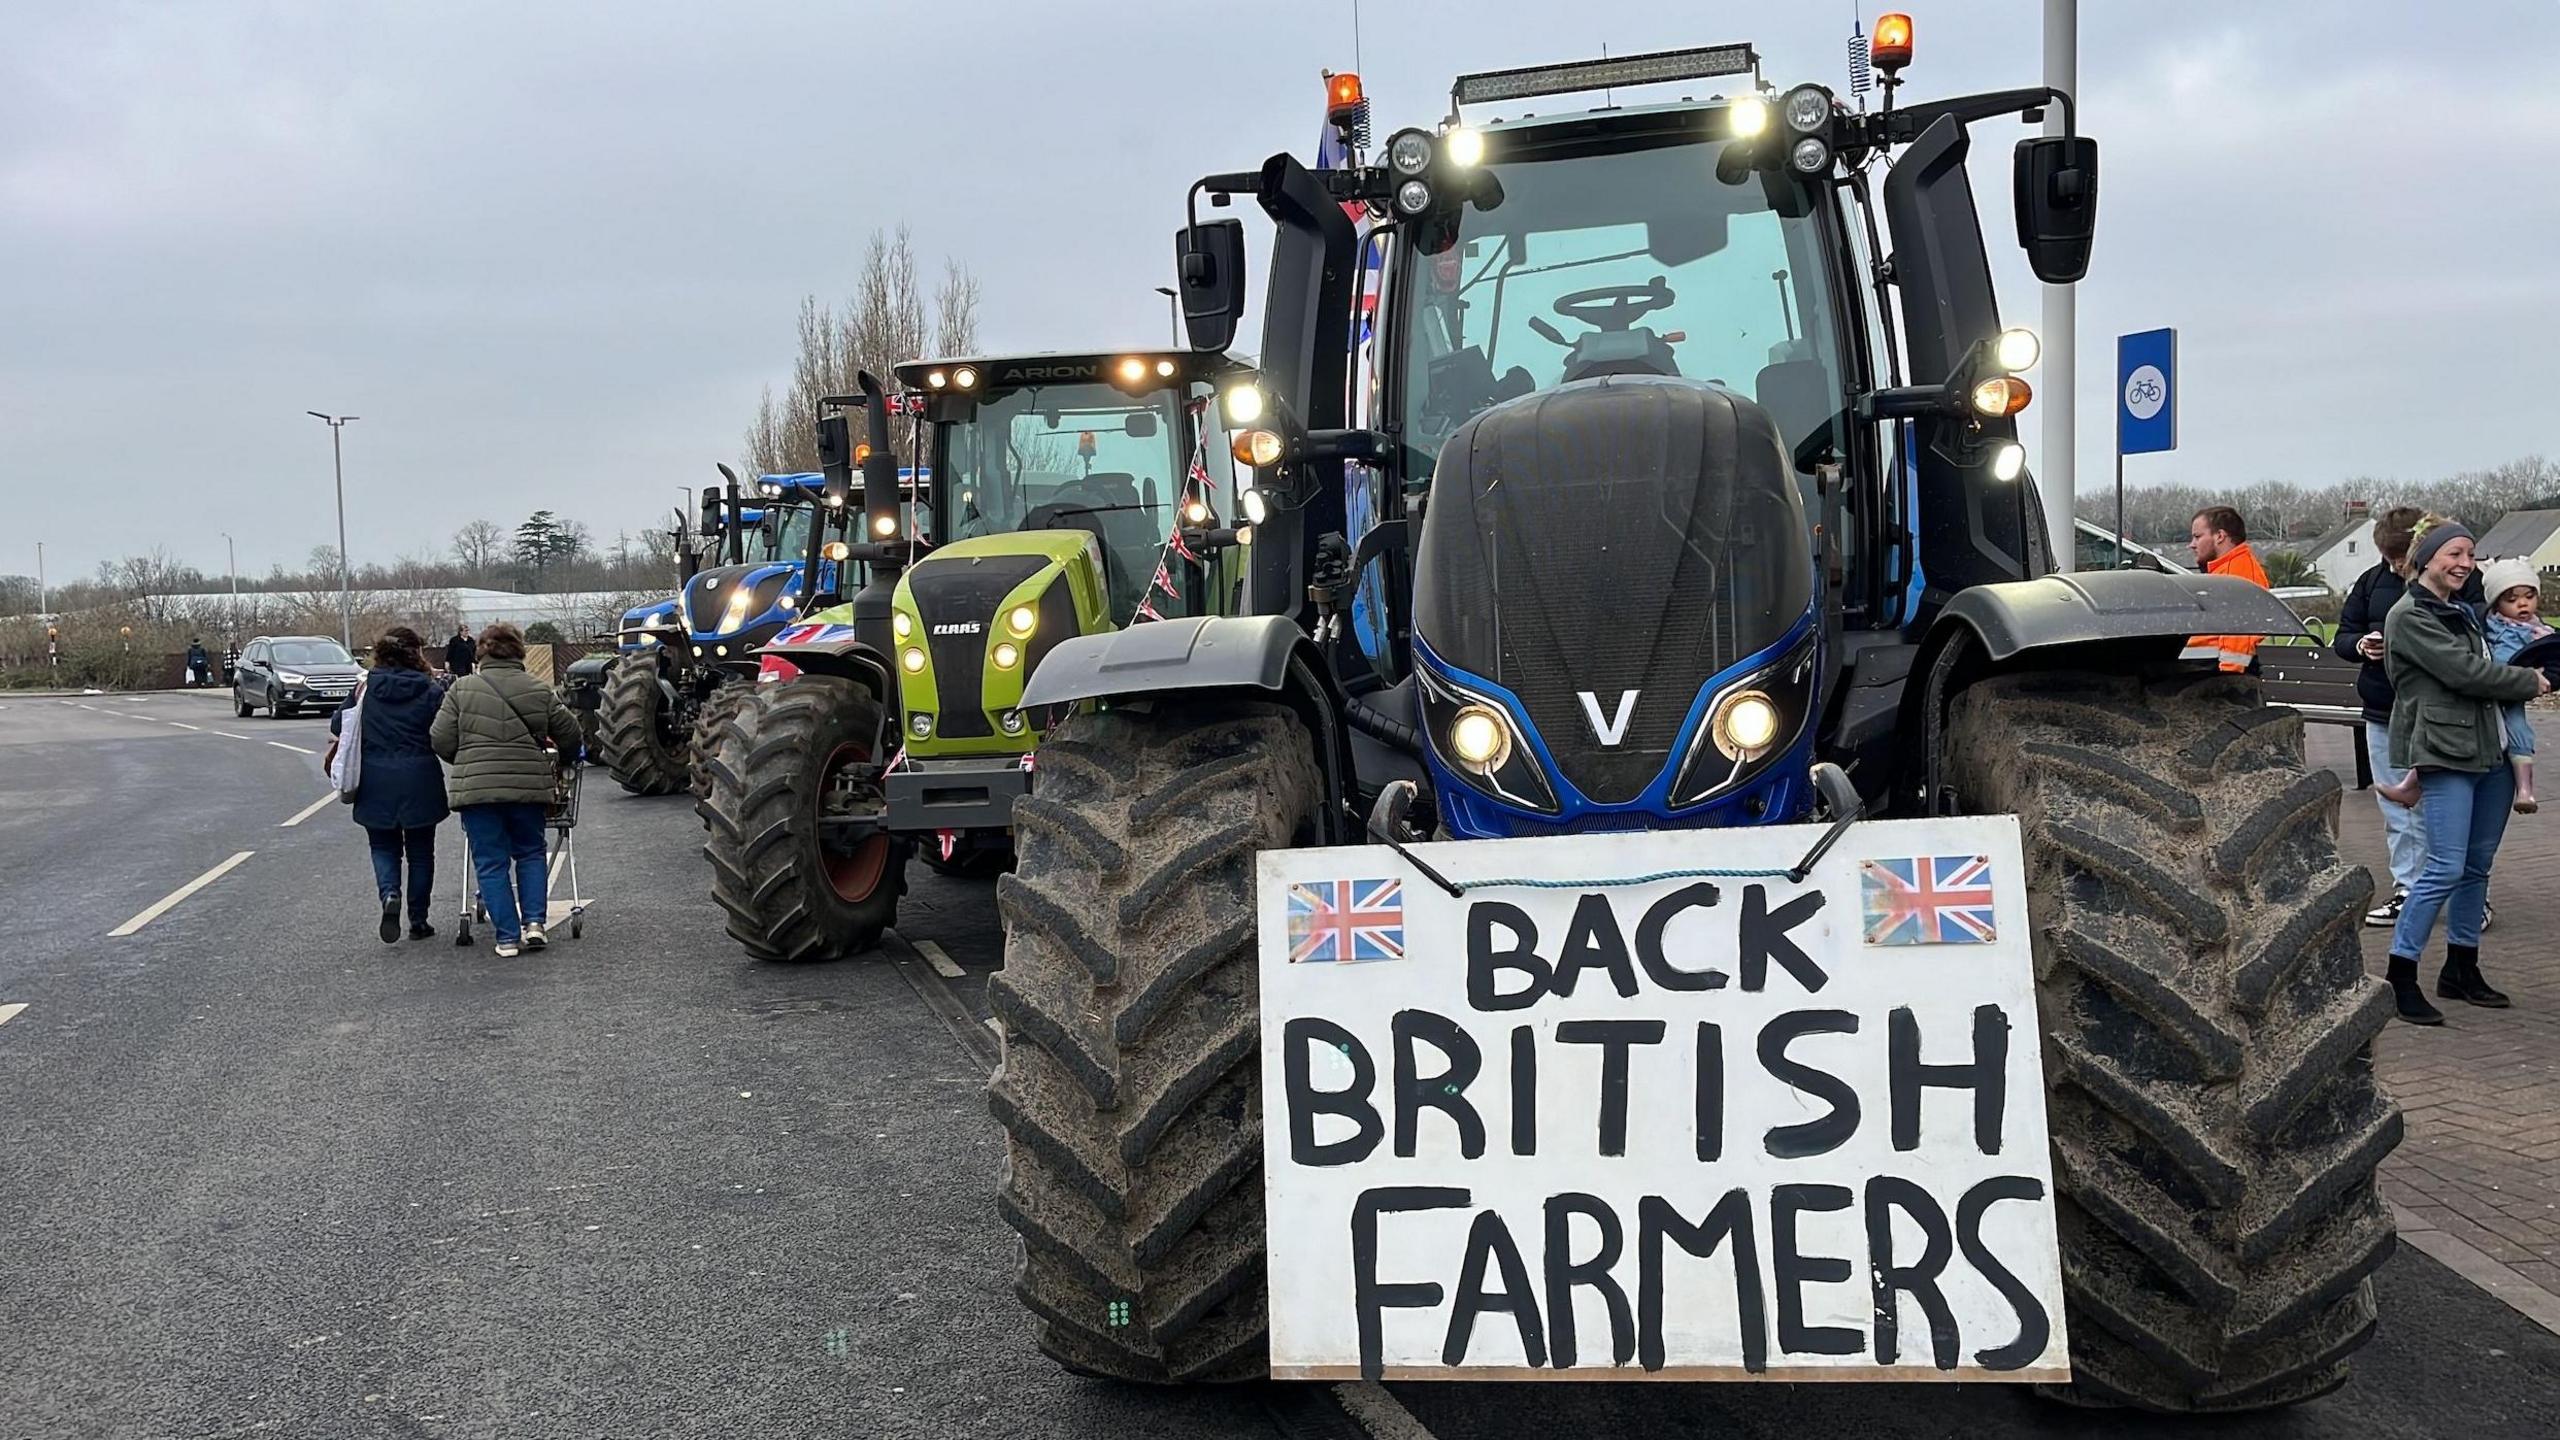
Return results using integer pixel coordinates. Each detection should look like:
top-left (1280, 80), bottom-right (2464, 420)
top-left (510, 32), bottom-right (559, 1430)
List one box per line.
top-left (7, 1), bottom-right (2551, 583)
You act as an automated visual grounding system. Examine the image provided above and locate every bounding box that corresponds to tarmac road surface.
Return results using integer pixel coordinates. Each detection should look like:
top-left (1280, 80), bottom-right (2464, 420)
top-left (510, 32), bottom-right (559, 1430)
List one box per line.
top-left (3, 689), bottom-right (2556, 1439)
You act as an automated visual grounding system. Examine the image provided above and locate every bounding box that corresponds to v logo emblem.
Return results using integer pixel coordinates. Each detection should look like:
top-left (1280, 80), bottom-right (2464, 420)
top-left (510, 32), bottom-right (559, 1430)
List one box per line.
top-left (1577, 690), bottom-right (1639, 746)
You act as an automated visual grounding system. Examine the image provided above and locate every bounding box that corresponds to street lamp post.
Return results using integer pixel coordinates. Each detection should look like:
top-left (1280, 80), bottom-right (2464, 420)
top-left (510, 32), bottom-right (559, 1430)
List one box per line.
top-left (306, 412), bottom-right (359, 650)
top-left (1154, 286), bottom-right (1180, 346)
top-left (220, 531), bottom-right (238, 604)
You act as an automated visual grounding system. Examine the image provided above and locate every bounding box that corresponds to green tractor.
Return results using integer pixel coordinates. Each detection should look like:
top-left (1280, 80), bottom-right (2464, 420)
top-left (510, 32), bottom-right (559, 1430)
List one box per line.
top-left (983, 41), bottom-right (2395, 1416)
top-left (694, 352), bottom-right (1251, 959)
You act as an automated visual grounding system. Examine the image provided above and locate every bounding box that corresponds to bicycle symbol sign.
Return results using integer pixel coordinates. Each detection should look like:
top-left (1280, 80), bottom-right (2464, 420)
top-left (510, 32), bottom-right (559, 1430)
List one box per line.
top-left (2124, 364), bottom-right (2168, 421)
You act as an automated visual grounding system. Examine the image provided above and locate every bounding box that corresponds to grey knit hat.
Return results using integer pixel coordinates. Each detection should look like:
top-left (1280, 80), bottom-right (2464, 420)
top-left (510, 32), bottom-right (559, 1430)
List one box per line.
top-left (2409, 521), bottom-right (2475, 576)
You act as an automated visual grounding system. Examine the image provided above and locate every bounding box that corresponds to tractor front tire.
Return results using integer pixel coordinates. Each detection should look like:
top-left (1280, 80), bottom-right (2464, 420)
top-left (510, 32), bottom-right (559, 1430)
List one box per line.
top-left (1942, 668), bottom-right (2399, 1413)
top-left (987, 701), bottom-right (1322, 1382)
top-left (697, 674), bottom-right (904, 962)
top-left (597, 658), bottom-right (689, 797)
top-left (689, 679), bottom-right (750, 801)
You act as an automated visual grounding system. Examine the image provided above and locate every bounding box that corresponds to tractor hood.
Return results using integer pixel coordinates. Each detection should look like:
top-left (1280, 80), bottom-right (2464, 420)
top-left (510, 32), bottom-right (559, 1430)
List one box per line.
top-left (894, 530), bottom-right (1106, 749)
top-left (1411, 376), bottom-right (1814, 805)
top-left (681, 562), bottom-right (802, 641)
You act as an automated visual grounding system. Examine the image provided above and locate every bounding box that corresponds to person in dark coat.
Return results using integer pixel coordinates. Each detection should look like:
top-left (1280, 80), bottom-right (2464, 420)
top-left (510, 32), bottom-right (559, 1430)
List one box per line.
top-left (445, 626), bottom-right (477, 677)
top-left (432, 622), bottom-right (580, 957)
top-left (332, 626), bottom-right (452, 943)
top-left (185, 637), bottom-right (211, 688)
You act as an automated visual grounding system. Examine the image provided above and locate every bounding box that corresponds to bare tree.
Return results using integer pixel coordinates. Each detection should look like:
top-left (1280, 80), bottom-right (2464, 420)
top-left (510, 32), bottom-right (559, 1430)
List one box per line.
top-left (745, 226), bottom-right (981, 476)
top-left (451, 519), bottom-right (507, 579)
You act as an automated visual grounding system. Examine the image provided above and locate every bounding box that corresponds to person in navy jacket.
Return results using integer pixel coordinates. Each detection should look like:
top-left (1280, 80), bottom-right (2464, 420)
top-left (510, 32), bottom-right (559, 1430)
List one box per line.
top-left (331, 626), bottom-right (452, 942)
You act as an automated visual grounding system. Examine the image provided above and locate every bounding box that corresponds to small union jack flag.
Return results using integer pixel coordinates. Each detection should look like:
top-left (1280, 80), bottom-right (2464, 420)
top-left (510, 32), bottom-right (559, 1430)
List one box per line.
top-left (1860, 856), bottom-right (1998, 946)
top-left (1287, 878), bottom-right (1405, 963)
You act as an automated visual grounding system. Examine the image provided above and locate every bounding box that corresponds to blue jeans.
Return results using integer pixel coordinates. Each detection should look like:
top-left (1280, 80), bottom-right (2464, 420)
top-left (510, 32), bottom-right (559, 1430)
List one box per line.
top-left (459, 804), bottom-right (548, 944)
top-left (366, 825), bottom-right (436, 921)
top-left (2502, 704), bottom-right (2537, 758)
top-left (2391, 763), bottom-right (2517, 958)
top-left (2365, 722), bottom-right (2425, 894)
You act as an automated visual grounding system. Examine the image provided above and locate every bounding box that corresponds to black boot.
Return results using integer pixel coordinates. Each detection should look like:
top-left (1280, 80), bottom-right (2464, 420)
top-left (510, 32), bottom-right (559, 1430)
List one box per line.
top-left (2437, 944), bottom-right (2511, 1008)
top-left (378, 895), bottom-right (402, 945)
top-left (2389, 956), bottom-right (2445, 1025)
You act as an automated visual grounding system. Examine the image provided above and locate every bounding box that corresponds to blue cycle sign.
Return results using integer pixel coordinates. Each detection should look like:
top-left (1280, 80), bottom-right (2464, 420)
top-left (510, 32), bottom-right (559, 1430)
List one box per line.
top-left (2116, 329), bottom-right (2176, 455)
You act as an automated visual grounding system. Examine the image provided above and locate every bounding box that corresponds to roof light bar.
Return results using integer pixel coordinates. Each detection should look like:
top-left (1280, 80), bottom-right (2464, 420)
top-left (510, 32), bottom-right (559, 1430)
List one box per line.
top-left (1452, 43), bottom-right (1759, 108)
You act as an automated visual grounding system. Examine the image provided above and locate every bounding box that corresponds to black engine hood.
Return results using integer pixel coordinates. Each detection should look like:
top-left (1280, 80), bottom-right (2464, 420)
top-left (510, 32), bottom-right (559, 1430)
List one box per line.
top-left (1411, 376), bottom-right (1814, 804)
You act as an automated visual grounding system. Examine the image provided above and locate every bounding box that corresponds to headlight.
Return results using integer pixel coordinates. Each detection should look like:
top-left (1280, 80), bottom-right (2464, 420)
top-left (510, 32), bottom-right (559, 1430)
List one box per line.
top-left (893, 611), bottom-right (912, 639)
top-left (1443, 125), bottom-right (1484, 167)
top-left (1234, 429), bottom-right (1285, 468)
top-left (1385, 128), bottom-right (1433, 176)
top-left (1243, 488), bottom-right (1270, 525)
top-left (1991, 441), bottom-right (2027, 482)
top-left (635, 633), bottom-right (658, 647)
top-left (872, 513), bottom-right (899, 538)
top-left (1994, 327), bottom-right (2040, 372)
top-left (1223, 385), bottom-right (1264, 425)
top-left (1971, 376), bottom-right (2033, 417)
top-left (778, 593), bottom-right (797, 610)
top-left (1118, 356), bottom-right (1148, 384)
top-left (910, 712), bottom-right (932, 738)
top-left (991, 641), bottom-right (1021, 669)
top-left (1728, 95), bottom-right (1769, 138)
top-left (952, 366), bottom-right (978, 390)
top-left (1712, 691), bottom-right (1780, 758)
top-left (1393, 179), bottom-right (1433, 216)
top-left (1005, 604), bottom-right (1036, 638)
top-left (1182, 497), bottom-right (1211, 525)
top-left (1781, 85), bottom-right (1831, 134)
top-left (926, 369), bottom-right (947, 389)
top-left (278, 671), bottom-right (306, 684)
top-left (901, 647), bottom-right (926, 673)
top-left (1788, 136), bottom-right (1831, 174)
top-left (1448, 705), bottom-right (1510, 772)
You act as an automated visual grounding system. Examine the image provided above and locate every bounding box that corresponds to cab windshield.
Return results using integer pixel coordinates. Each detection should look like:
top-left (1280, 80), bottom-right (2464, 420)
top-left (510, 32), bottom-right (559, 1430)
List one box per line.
top-left (1397, 131), bottom-right (1850, 482)
top-left (763, 506), bottom-right (815, 562)
top-left (272, 640), bottom-right (351, 667)
top-left (944, 382), bottom-right (1191, 620)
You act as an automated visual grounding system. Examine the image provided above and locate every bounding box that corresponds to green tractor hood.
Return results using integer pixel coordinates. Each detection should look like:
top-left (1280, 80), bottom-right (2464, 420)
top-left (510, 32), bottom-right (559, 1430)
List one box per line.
top-left (891, 529), bottom-right (1114, 757)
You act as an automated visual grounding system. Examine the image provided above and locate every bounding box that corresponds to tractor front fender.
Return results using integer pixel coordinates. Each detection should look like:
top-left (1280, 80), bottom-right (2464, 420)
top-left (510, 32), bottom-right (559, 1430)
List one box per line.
top-left (1897, 570), bottom-right (2309, 811)
top-left (756, 624), bottom-right (895, 710)
top-left (1020, 616), bottom-right (1356, 844)
top-left (1931, 569), bottom-right (2307, 662)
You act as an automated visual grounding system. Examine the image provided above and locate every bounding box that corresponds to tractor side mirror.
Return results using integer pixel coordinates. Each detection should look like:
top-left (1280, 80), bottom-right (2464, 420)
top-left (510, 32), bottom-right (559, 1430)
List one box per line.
top-left (1124, 412), bottom-right (1158, 439)
top-left (2014, 135), bottom-right (2098, 284)
top-left (698, 486), bottom-right (724, 537)
top-left (1175, 219), bottom-right (1247, 353)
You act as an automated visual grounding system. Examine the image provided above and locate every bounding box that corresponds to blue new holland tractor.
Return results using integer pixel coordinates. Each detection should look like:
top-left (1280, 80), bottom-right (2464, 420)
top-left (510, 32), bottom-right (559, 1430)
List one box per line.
top-left (594, 469), bottom-right (849, 795)
top-left (985, 39), bottom-right (2394, 1414)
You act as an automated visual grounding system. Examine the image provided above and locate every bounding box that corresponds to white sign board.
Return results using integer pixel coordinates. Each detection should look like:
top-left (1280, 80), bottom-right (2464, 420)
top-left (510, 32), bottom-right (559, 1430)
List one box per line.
top-left (1255, 815), bottom-right (2067, 1383)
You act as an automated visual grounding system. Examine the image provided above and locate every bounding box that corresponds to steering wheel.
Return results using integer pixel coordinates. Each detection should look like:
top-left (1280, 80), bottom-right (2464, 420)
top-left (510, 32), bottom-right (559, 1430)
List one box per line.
top-left (1551, 277), bottom-right (1675, 334)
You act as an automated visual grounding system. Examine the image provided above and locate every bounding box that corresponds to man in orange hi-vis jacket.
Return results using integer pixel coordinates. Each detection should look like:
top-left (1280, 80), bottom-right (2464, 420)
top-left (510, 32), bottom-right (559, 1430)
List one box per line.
top-left (2186, 505), bottom-right (2273, 671)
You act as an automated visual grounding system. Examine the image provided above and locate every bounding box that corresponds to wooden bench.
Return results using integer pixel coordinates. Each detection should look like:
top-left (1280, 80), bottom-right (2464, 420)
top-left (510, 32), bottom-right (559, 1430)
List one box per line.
top-left (2259, 643), bottom-right (2372, 789)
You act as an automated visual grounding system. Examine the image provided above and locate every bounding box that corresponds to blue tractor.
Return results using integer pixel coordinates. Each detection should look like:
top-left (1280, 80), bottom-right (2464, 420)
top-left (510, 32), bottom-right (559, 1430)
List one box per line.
top-left (593, 469), bottom-right (849, 795)
top-left (985, 41), bottom-right (2393, 1414)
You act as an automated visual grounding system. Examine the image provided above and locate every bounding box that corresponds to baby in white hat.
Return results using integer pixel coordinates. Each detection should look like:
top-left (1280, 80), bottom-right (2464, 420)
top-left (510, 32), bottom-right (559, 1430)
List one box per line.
top-left (2481, 556), bottom-right (2551, 813)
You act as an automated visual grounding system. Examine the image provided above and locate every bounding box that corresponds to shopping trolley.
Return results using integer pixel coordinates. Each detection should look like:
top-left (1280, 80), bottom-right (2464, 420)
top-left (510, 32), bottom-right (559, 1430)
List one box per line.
top-left (455, 758), bottom-right (589, 946)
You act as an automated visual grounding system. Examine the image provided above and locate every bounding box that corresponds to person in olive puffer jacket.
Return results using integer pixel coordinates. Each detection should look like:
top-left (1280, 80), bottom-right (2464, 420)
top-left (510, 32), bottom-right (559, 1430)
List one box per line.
top-left (432, 622), bottom-right (583, 956)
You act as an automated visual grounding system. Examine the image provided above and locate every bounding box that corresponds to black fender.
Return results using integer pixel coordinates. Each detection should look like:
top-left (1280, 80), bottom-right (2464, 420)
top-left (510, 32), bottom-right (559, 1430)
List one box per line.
top-left (756, 626), bottom-right (896, 710)
top-left (1019, 616), bottom-right (1357, 843)
top-left (561, 651), bottom-right (619, 713)
top-left (1898, 570), bottom-right (2308, 809)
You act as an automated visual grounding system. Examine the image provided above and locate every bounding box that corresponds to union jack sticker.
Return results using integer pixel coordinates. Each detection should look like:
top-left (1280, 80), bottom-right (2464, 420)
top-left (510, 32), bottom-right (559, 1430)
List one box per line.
top-left (1860, 855), bottom-right (1998, 946)
top-left (1286, 878), bottom-right (1405, 964)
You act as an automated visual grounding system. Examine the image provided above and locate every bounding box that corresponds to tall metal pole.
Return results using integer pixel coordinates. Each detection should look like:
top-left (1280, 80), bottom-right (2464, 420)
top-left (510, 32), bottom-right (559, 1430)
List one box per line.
top-left (35, 541), bottom-right (44, 619)
top-left (221, 531), bottom-right (238, 602)
top-left (308, 412), bottom-right (359, 649)
top-left (1154, 285), bottom-right (1180, 346)
top-left (2042, 0), bottom-right (2078, 572)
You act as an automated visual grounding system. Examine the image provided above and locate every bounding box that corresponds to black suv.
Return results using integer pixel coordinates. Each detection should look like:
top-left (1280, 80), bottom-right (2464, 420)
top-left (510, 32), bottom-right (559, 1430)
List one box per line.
top-left (233, 635), bottom-right (362, 718)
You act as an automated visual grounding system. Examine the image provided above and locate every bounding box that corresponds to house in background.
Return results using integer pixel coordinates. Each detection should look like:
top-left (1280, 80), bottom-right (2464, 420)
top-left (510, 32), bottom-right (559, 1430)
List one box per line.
top-left (2474, 509), bottom-right (2560, 572)
top-left (2297, 512), bottom-right (2377, 590)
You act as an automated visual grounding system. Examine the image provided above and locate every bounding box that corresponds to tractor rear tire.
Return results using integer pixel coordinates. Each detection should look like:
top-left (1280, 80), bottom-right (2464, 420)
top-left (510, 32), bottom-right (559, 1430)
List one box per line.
top-left (688, 680), bottom-right (750, 801)
top-left (598, 658), bottom-right (688, 797)
top-left (1942, 668), bottom-right (2399, 1413)
top-left (987, 700), bottom-right (1322, 1382)
top-left (697, 674), bottom-right (904, 962)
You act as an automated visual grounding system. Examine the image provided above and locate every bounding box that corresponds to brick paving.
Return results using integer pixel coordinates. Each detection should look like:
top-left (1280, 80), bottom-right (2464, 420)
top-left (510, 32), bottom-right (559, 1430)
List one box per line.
top-left (2308, 718), bottom-right (2560, 1316)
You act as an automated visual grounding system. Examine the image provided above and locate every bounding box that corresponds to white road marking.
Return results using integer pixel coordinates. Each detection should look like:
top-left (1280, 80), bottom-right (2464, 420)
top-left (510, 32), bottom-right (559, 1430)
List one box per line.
top-left (108, 851), bottom-right (255, 937)
top-left (916, 939), bottom-right (965, 979)
top-left (1332, 1381), bottom-right (1438, 1440)
top-left (76, 704), bottom-right (97, 710)
top-left (212, 730), bottom-right (253, 741)
top-left (266, 740), bottom-right (315, 755)
top-left (281, 793), bottom-right (338, 827)
top-left (168, 722), bottom-right (201, 731)
top-left (0, 1003), bottom-right (25, 1028)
